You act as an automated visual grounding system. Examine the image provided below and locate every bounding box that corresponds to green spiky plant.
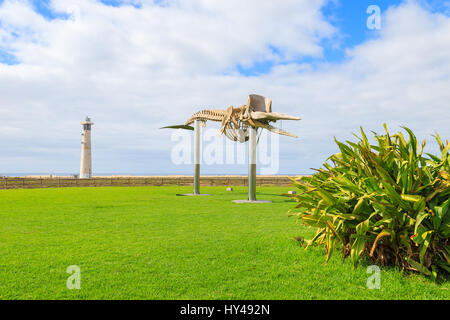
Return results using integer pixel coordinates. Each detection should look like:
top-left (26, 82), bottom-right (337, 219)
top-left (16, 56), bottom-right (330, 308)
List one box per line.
top-left (289, 125), bottom-right (450, 280)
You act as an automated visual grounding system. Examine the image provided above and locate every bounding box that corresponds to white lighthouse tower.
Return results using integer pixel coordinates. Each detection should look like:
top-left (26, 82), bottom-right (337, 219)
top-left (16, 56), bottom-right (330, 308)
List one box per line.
top-left (80, 116), bottom-right (94, 179)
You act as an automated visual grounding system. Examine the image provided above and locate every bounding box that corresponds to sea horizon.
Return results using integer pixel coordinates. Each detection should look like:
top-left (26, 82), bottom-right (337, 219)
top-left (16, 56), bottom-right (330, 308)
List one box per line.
top-left (1, 173), bottom-right (305, 177)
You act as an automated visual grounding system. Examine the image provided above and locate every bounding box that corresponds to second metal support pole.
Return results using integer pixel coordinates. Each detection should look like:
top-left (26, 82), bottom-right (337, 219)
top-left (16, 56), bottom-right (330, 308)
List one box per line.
top-left (232, 127), bottom-right (271, 204)
top-left (193, 120), bottom-right (201, 195)
top-left (248, 126), bottom-right (257, 201)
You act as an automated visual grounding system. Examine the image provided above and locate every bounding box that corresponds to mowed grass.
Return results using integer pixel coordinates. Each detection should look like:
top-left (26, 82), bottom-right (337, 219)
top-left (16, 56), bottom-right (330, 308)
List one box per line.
top-left (0, 186), bottom-right (448, 300)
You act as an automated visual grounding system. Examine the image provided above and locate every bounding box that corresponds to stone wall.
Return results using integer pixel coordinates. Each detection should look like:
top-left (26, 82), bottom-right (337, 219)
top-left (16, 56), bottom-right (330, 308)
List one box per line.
top-left (0, 176), bottom-right (297, 190)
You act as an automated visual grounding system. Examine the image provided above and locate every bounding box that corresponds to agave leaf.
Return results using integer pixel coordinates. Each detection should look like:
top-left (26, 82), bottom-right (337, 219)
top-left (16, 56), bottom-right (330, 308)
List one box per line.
top-left (352, 197), bottom-right (367, 215)
top-left (401, 126), bottom-right (418, 156)
top-left (406, 257), bottom-right (432, 276)
top-left (434, 133), bottom-right (445, 152)
top-left (413, 199), bottom-right (426, 214)
top-left (325, 232), bottom-right (336, 264)
top-left (435, 197), bottom-right (450, 219)
top-left (418, 140), bottom-right (426, 157)
top-left (356, 219), bottom-right (371, 236)
top-left (395, 132), bottom-right (408, 154)
top-left (436, 261), bottom-right (450, 274)
top-left (316, 187), bottom-right (338, 206)
top-left (441, 143), bottom-right (450, 162)
top-left (383, 123), bottom-right (391, 146)
top-left (334, 213), bottom-right (360, 220)
top-left (418, 231), bottom-right (434, 264)
top-left (425, 153), bottom-right (441, 162)
top-left (414, 211), bottom-right (429, 235)
top-left (305, 229), bottom-right (326, 250)
top-left (301, 215), bottom-right (331, 228)
top-left (334, 138), bottom-right (354, 161)
top-left (369, 230), bottom-right (392, 257)
top-left (373, 218), bottom-right (392, 228)
top-left (401, 194), bottom-right (424, 203)
top-left (350, 237), bottom-right (366, 267)
top-left (326, 220), bottom-right (343, 243)
top-left (381, 180), bottom-right (411, 211)
top-left (439, 222), bottom-right (450, 238)
top-left (374, 163), bottom-right (397, 186)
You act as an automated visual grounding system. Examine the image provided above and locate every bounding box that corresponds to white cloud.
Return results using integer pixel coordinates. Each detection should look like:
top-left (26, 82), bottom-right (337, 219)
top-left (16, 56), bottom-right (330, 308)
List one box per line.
top-left (0, 0), bottom-right (449, 174)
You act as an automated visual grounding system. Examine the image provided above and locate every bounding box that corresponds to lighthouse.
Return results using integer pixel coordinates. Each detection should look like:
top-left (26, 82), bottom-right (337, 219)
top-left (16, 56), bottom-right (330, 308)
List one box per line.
top-left (80, 116), bottom-right (94, 179)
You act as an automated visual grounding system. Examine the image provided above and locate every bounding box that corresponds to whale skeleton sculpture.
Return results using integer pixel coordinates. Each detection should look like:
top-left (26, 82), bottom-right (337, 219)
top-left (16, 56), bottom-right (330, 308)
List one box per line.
top-left (162, 94), bottom-right (301, 142)
top-left (162, 94), bottom-right (301, 200)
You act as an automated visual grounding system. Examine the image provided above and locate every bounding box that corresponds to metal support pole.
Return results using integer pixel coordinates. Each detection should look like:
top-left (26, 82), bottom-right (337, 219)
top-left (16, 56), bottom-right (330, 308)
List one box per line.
top-left (232, 126), bottom-right (271, 203)
top-left (176, 120), bottom-right (210, 196)
top-left (193, 120), bottom-right (201, 195)
top-left (248, 126), bottom-right (257, 201)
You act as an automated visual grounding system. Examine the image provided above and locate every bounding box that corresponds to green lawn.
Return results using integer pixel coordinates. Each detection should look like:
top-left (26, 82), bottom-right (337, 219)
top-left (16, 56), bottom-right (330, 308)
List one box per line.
top-left (0, 186), bottom-right (448, 300)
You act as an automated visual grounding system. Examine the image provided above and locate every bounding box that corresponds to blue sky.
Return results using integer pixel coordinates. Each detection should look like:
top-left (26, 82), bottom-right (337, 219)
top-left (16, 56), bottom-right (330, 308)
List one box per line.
top-left (0, 0), bottom-right (449, 175)
top-left (239, 0), bottom-right (449, 75)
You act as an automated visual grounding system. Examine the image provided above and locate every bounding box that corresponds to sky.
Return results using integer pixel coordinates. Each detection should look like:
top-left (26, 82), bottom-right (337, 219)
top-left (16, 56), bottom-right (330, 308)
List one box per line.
top-left (0, 0), bottom-right (449, 175)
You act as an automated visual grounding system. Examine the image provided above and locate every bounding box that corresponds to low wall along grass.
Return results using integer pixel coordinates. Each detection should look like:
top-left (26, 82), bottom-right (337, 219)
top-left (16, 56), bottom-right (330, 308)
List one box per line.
top-left (0, 176), bottom-right (294, 190)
